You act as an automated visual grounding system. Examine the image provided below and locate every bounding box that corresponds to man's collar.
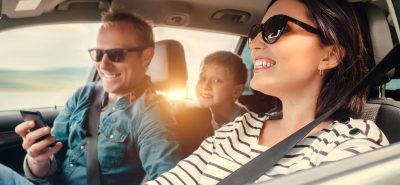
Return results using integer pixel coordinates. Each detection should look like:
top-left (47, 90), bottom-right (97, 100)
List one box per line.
top-left (101, 76), bottom-right (153, 109)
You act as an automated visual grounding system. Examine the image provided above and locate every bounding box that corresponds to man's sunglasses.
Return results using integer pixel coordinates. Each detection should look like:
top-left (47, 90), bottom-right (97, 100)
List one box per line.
top-left (88, 47), bottom-right (147, 63)
top-left (248, 14), bottom-right (323, 44)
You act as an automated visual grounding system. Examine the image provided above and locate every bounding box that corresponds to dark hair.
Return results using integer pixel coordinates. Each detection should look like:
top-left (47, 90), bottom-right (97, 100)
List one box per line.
top-left (202, 51), bottom-right (248, 85)
top-left (101, 11), bottom-right (155, 48)
top-left (267, 0), bottom-right (373, 119)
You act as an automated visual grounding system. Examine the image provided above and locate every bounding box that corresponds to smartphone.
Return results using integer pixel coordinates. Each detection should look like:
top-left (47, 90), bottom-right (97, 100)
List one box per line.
top-left (20, 110), bottom-right (48, 130)
top-left (20, 110), bottom-right (52, 143)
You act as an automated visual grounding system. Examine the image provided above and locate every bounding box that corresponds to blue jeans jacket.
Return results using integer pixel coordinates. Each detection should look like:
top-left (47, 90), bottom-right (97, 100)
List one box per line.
top-left (0, 163), bottom-right (33, 185)
top-left (24, 80), bottom-right (184, 185)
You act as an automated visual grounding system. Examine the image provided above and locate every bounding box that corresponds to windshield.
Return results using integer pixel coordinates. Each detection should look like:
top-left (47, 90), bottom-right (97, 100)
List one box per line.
top-left (0, 23), bottom-right (240, 111)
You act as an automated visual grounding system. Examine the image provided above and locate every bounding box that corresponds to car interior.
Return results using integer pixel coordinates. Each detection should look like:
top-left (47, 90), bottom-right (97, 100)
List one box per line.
top-left (356, 2), bottom-right (400, 144)
top-left (0, 0), bottom-right (399, 183)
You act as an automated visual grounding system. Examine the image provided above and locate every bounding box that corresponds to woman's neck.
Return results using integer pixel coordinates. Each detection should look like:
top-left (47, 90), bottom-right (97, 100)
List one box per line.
top-left (258, 92), bottom-right (320, 147)
top-left (278, 95), bottom-right (318, 131)
top-left (258, 78), bottom-right (333, 147)
top-left (272, 79), bottom-right (323, 131)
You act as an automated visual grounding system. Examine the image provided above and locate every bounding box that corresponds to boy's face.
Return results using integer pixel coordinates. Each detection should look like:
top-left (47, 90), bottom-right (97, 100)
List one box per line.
top-left (196, 62), bottom-right (243, 109)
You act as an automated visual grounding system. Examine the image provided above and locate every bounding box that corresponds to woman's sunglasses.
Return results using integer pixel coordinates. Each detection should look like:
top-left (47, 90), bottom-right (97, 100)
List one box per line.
top-left (248, 14), bottom-right (323, 44)
top-left (88, 47), bottom-right (147, 63)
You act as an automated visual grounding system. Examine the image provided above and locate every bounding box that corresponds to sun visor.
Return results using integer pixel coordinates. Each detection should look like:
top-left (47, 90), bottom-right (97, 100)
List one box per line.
top-left (2, 0), bottom-right (65, 18)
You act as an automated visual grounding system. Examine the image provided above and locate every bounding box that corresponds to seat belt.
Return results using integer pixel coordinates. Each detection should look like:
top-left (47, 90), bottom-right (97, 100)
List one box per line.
top-left (87, 82), bottom-right (104, 185)
top-left (85, 77), bottom-right (152, 185)
top-left (217, 44), bottom-right (400, 185)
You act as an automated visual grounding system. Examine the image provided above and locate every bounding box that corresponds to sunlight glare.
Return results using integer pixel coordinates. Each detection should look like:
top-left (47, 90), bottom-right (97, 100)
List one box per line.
top-left (157, 89), bottom-right (189, 100)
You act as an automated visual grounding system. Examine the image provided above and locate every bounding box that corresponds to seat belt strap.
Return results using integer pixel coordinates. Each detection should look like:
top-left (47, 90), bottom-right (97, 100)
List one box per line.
top-left (217, 44), bottom-right (400, 185)
top-left (85, 78), bottom-right (151, 185)
top-left (87, 82), bottom-right (103, 185)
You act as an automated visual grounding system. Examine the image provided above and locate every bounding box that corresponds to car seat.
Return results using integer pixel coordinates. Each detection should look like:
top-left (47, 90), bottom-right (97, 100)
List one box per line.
top-left (147, 39), bottom-right (213, 156)
top-left (359, 4), bottom-right (400, 143)
top-left (146, 39), bottom-right (188, 91)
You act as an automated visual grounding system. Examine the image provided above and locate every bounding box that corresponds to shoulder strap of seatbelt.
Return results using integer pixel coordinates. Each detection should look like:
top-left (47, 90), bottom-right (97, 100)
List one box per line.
top-left (217, 44), bottom-right (400, 185)
top-left (86, 82), bottom-right (103, 185)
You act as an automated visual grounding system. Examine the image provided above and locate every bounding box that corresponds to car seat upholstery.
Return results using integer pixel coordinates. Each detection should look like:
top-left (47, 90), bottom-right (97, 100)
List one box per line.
top-left (172, 101), bottom-right (213, 156)
top-left (359, 4), bottom-right (400, 143)
top-left (361, 3), bottom-right (395, 86)
top-left (146, 39), bottom-right (188, 91)
top-left (363, 100), bottom-right (400, 143)
top-left (147, 39), bottom-right (212, 156)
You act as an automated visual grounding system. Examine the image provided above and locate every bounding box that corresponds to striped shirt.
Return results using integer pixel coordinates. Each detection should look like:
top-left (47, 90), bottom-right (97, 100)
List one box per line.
top-left (147, 112), bottom-right (389, 185)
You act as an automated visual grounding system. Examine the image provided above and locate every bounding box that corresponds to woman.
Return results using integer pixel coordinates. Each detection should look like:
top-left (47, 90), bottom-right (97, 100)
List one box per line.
top-left (147, 0), bottom-right (388, 184)
top-left (196, 51), bottom-right (248, 130)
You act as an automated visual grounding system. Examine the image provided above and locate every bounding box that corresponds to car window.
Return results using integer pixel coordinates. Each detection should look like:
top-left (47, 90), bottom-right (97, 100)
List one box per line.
top-left (0, 23), bottom-right (241, 111)
top-left (386, 79), bottom-right (400, 90)
top-left (0, 23), bottom-right (97, 111)
top-left (240, 41), bottom-right (255, 95)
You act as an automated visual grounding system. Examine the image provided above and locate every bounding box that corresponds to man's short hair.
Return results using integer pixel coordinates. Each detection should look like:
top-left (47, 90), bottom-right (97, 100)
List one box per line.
top-left (101, 11), bottom-right (155, 48)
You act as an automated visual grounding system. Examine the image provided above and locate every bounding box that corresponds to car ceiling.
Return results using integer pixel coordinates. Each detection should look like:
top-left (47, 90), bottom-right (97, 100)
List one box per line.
top-left (0, 0), bottom-right (392, 36)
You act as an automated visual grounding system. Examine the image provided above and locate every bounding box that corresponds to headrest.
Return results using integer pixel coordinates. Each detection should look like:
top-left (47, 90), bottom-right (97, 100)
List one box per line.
top-left (363, 4), bottom-right (395, 85)
top-left (146, 39), bottom-right (188, 91)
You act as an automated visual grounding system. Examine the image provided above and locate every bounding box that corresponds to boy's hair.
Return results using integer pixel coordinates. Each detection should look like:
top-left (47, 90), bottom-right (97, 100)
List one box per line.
top-left (202, 51), bottom-right (248, 85)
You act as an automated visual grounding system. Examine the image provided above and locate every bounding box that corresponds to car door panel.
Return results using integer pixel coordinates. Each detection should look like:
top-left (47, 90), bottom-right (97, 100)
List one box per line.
top-left (0, 109), bottom-right (60, 173)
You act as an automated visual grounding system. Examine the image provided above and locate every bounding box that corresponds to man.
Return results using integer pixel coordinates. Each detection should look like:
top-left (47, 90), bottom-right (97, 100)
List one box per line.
top-left (15, 11), bottom-right (184, 185)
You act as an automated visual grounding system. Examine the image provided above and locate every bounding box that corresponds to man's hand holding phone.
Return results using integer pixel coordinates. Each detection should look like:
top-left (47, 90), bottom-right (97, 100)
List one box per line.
top-left (15, 110), bottom-right (63, 178)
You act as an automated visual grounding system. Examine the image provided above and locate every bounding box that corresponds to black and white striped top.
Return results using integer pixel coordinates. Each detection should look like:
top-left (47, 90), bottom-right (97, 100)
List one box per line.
top-left (147, 112), bottom-right (389, 185)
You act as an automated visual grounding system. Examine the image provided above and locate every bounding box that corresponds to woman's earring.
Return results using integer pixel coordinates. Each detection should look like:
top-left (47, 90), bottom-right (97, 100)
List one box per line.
top-left (319, 69), bottom-right (324, 76)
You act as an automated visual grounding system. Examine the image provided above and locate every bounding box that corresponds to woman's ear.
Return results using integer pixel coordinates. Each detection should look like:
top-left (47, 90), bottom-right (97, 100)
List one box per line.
top-left (318, 45), bottom-right (345, 71)
top-left (141, 47), bottom-right (154, 67)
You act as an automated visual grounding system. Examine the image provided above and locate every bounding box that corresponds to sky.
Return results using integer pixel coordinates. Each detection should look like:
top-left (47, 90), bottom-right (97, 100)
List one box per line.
top-left (0, 23), bottom-right (98, 71)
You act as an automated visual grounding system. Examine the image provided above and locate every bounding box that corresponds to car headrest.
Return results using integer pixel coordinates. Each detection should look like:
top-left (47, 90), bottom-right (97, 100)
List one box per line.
top-left (362, 3), bottom-right (395, 86)
top-left (146, 39), bottom-right (188, 92)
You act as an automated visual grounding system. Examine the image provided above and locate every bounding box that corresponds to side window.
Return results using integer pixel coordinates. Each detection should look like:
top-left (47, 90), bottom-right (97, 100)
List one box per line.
top-left (0, 23), bottom-right (99, 111)
top-left (386, 79), bottom-right (400, 90)
top-left (385, 78), bottom-right (400, 100)
top-left (240, 41), bottom-right (254, 95)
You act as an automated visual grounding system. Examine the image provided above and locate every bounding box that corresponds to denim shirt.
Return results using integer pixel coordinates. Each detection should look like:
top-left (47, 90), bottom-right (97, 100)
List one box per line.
top-left (0, 163), bottom-right (33, 185)
top-left (24, 81), bottom-right (184, 185)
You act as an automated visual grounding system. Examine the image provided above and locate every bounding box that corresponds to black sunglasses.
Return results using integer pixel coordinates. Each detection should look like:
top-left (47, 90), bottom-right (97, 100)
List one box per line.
top-left (248, 14), bottom-right (323, 44)
top-left (88, 47), bottom-right (147, 63)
